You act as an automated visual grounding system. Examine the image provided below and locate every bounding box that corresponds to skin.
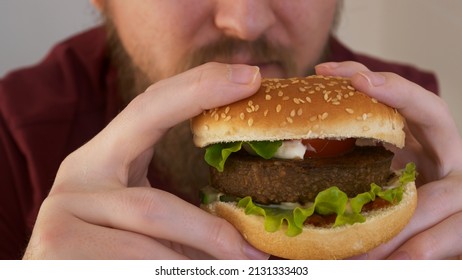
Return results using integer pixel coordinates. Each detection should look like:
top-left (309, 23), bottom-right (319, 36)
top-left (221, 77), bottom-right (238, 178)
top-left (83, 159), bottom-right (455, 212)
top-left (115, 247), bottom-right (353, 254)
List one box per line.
top-left (98, 0), bottom-right (336, 80)
top-left (23, 1), bottom-right (462, 259)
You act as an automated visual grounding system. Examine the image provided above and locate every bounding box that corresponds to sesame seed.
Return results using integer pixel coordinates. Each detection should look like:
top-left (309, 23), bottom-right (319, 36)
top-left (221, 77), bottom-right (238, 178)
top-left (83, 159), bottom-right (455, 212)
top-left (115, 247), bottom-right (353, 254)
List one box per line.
top-left (265, 94), bottom-right (272, 100)
top-left (264, 109), bottom-right (269, 117)
top-left (345, 108), bottom-right (354, 114)
top-left (282, 96), bottom-right (289, 101)
top-left (276, 104), bottom-right (282, 113)
top-left (299, 87), bottom-right (306, 92)
top-left (214, 114), bottom-right (219, 121)
top-left (240, 112), bottom-right (245, 120)
top-left (297, 108), bottom-right (303, 116)
top-left (225, 106), bottom-right (230, 114)
top-left (246, 107), bottom-right (253, 113)
top-left (305, 96), bottom-right (312, 103)
top-left (248, 118), bottom-right (254, 127)
top-left (203, 125), bottom-right (209, 131)
top-left (224, 116), bottom-right (231, 122)
top-left (371, 98), bottom-right (378, 103)
top-left (286, 117), bottom-right (293, 124)
top-left (321, 112), bottom-right (329, 120)
top-left (290, 109), bottom-right (296, 117)
top-left (309, 116), bottom-right (317, 122)
top-left (349, 91), bottom-right (355, 96)
top-left (248, 100), bottom-right (253, 106)
top-left (278, 91), bottom-right (284, 97)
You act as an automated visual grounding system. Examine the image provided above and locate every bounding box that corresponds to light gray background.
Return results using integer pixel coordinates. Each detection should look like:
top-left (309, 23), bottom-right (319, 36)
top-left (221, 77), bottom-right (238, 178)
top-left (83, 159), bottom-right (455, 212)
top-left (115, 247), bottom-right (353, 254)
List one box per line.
top-left (1, 0), bottom-right (461, 132)
top-left (0, 0), bottom-right (98, 76)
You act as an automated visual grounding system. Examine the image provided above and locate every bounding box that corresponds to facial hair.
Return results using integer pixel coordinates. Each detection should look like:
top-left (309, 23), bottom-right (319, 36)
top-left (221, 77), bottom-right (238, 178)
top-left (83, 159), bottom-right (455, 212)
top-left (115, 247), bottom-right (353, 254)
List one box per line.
top-left (104, 16), bottom-right (334, 203)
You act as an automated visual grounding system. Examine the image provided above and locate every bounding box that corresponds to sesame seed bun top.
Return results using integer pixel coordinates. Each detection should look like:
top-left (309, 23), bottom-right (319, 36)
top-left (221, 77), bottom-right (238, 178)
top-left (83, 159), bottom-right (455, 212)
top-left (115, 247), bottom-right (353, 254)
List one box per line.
top-left (191, 75), bottom-right (405, 148)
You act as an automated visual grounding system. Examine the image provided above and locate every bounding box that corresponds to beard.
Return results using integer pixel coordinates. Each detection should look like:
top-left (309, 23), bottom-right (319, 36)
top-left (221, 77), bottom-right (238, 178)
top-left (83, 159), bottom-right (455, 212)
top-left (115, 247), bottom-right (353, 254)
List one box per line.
top-left (104, 17), bottom-right (331, 202)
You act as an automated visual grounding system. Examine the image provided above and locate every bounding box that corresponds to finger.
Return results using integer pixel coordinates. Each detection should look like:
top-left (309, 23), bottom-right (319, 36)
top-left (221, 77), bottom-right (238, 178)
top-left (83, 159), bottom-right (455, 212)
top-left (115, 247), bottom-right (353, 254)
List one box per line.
top-left (57, 187), bottom-right (269, 260)
top-left (315, 61), bottom-right (370, 77)
top-left (66, 63), bottom-right (261, 186)
top-left (362, 173), bottom-right (462, 259)
top-left (351, 71), bottom-right (462, 176)
top-left (107, 62), bottom-right (259, 158)
top-left (387, 211), bottom-right (462, 259)
top-left (25, 206), bottom-right (190, 259)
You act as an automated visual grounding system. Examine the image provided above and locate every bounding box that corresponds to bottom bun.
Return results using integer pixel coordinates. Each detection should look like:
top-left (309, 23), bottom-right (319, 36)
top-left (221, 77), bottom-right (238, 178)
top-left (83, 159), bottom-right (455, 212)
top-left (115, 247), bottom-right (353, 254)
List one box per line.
top-left (202, 181), bottom-right (417, 260)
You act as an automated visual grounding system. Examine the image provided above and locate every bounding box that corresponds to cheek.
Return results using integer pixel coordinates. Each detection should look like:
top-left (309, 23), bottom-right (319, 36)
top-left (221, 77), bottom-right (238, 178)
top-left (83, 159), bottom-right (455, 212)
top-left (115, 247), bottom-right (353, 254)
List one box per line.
top-left (109, 3), bottom-right (200, 81)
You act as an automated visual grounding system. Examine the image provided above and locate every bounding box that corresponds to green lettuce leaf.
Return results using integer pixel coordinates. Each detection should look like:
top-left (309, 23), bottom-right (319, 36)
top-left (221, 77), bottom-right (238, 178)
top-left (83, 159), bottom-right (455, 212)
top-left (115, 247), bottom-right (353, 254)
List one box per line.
top-left (204, 142), bottom-right (242, 172)
top-left (205, 141), bottom-right (282, 172)
top-left (236, 163), bottom-right (416, 236)
top-left (247, 141), bottom-right (283, 159)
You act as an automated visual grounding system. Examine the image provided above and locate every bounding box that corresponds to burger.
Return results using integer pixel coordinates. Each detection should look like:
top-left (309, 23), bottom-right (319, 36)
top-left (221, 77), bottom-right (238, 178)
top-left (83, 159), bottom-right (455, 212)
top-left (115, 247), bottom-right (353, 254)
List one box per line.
top-left (191, 75), bottom-right (417, 259)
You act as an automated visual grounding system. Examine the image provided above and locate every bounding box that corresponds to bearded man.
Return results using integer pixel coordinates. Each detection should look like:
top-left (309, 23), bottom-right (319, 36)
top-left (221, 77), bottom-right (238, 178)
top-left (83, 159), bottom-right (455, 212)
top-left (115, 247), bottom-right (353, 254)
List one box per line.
top-left (3, 1), bottom-right (460, 260)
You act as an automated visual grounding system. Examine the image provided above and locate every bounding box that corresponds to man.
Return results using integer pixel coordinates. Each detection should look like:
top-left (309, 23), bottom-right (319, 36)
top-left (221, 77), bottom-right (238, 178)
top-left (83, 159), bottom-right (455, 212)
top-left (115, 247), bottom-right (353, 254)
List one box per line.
top-left (1, 1), bottom-right (461, 259)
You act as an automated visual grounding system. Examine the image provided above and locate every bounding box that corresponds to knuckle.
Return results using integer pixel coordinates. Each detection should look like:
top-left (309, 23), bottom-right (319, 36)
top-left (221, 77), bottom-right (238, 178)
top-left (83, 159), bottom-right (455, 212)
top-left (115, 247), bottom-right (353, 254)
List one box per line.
top-left (123, 188), bottom-right (165, 224)
top-left (410, 231), bottom-right (439, 259)
top-left (25, 196), bottom-right (75, 258)
top-left (190, 62), bottom-right (221, 94)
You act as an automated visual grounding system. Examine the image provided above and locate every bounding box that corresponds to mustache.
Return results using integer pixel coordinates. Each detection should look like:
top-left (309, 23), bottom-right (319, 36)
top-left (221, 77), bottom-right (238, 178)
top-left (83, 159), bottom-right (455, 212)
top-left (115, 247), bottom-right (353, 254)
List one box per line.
top-left (177, 36), bottom-right (297, 77)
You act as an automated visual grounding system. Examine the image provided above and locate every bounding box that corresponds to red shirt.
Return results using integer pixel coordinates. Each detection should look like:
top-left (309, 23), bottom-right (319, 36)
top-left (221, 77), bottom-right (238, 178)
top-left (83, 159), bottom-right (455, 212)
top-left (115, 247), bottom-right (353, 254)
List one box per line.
top-left (0, 27), bottom-right (438, 259)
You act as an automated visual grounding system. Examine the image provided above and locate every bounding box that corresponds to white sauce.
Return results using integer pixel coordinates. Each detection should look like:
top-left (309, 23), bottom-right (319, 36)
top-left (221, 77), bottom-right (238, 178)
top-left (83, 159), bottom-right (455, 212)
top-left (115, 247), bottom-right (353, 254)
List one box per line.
top-left (273, 140), bottom-right (307, 159)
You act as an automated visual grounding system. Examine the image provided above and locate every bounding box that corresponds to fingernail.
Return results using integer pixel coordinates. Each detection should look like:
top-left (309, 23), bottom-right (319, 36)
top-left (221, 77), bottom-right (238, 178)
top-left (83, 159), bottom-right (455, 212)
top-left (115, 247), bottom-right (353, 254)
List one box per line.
top-left (358, 71), bottom-right (386, 87)
top-left (317, 62), bottom-right (339, 69)
top-left (315, 62), bottom-right (340, 73)
top-left (242, 242), bottom-right (270, 260)
top-left (227, 65), bottom-right (260, 85)
top-left (389, 251), bottom-right (411, 260)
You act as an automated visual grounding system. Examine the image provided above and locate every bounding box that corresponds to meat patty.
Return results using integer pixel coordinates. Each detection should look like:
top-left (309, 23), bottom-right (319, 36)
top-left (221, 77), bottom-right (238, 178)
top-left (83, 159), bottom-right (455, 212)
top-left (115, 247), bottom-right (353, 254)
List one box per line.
top-left (209, 146), bottom-right (394, 204)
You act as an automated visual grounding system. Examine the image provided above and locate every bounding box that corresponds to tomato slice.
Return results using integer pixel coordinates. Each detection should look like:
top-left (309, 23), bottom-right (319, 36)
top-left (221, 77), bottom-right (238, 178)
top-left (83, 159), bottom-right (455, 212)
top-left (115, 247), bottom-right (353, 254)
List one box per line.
top-left (301, 138), bottom-right (356, 158)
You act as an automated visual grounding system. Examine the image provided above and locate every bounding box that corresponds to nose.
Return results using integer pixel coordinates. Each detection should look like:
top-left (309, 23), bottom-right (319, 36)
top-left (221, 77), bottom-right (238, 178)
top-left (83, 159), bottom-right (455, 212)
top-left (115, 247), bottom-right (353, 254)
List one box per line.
top-left (214, 0), bottom-right (276, 41)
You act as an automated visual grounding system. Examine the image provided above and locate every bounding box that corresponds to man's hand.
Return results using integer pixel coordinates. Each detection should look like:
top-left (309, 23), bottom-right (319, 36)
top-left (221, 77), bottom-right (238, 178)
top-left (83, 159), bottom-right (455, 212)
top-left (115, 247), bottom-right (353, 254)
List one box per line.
top-left (23, 62), bottom-right (269, 259)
